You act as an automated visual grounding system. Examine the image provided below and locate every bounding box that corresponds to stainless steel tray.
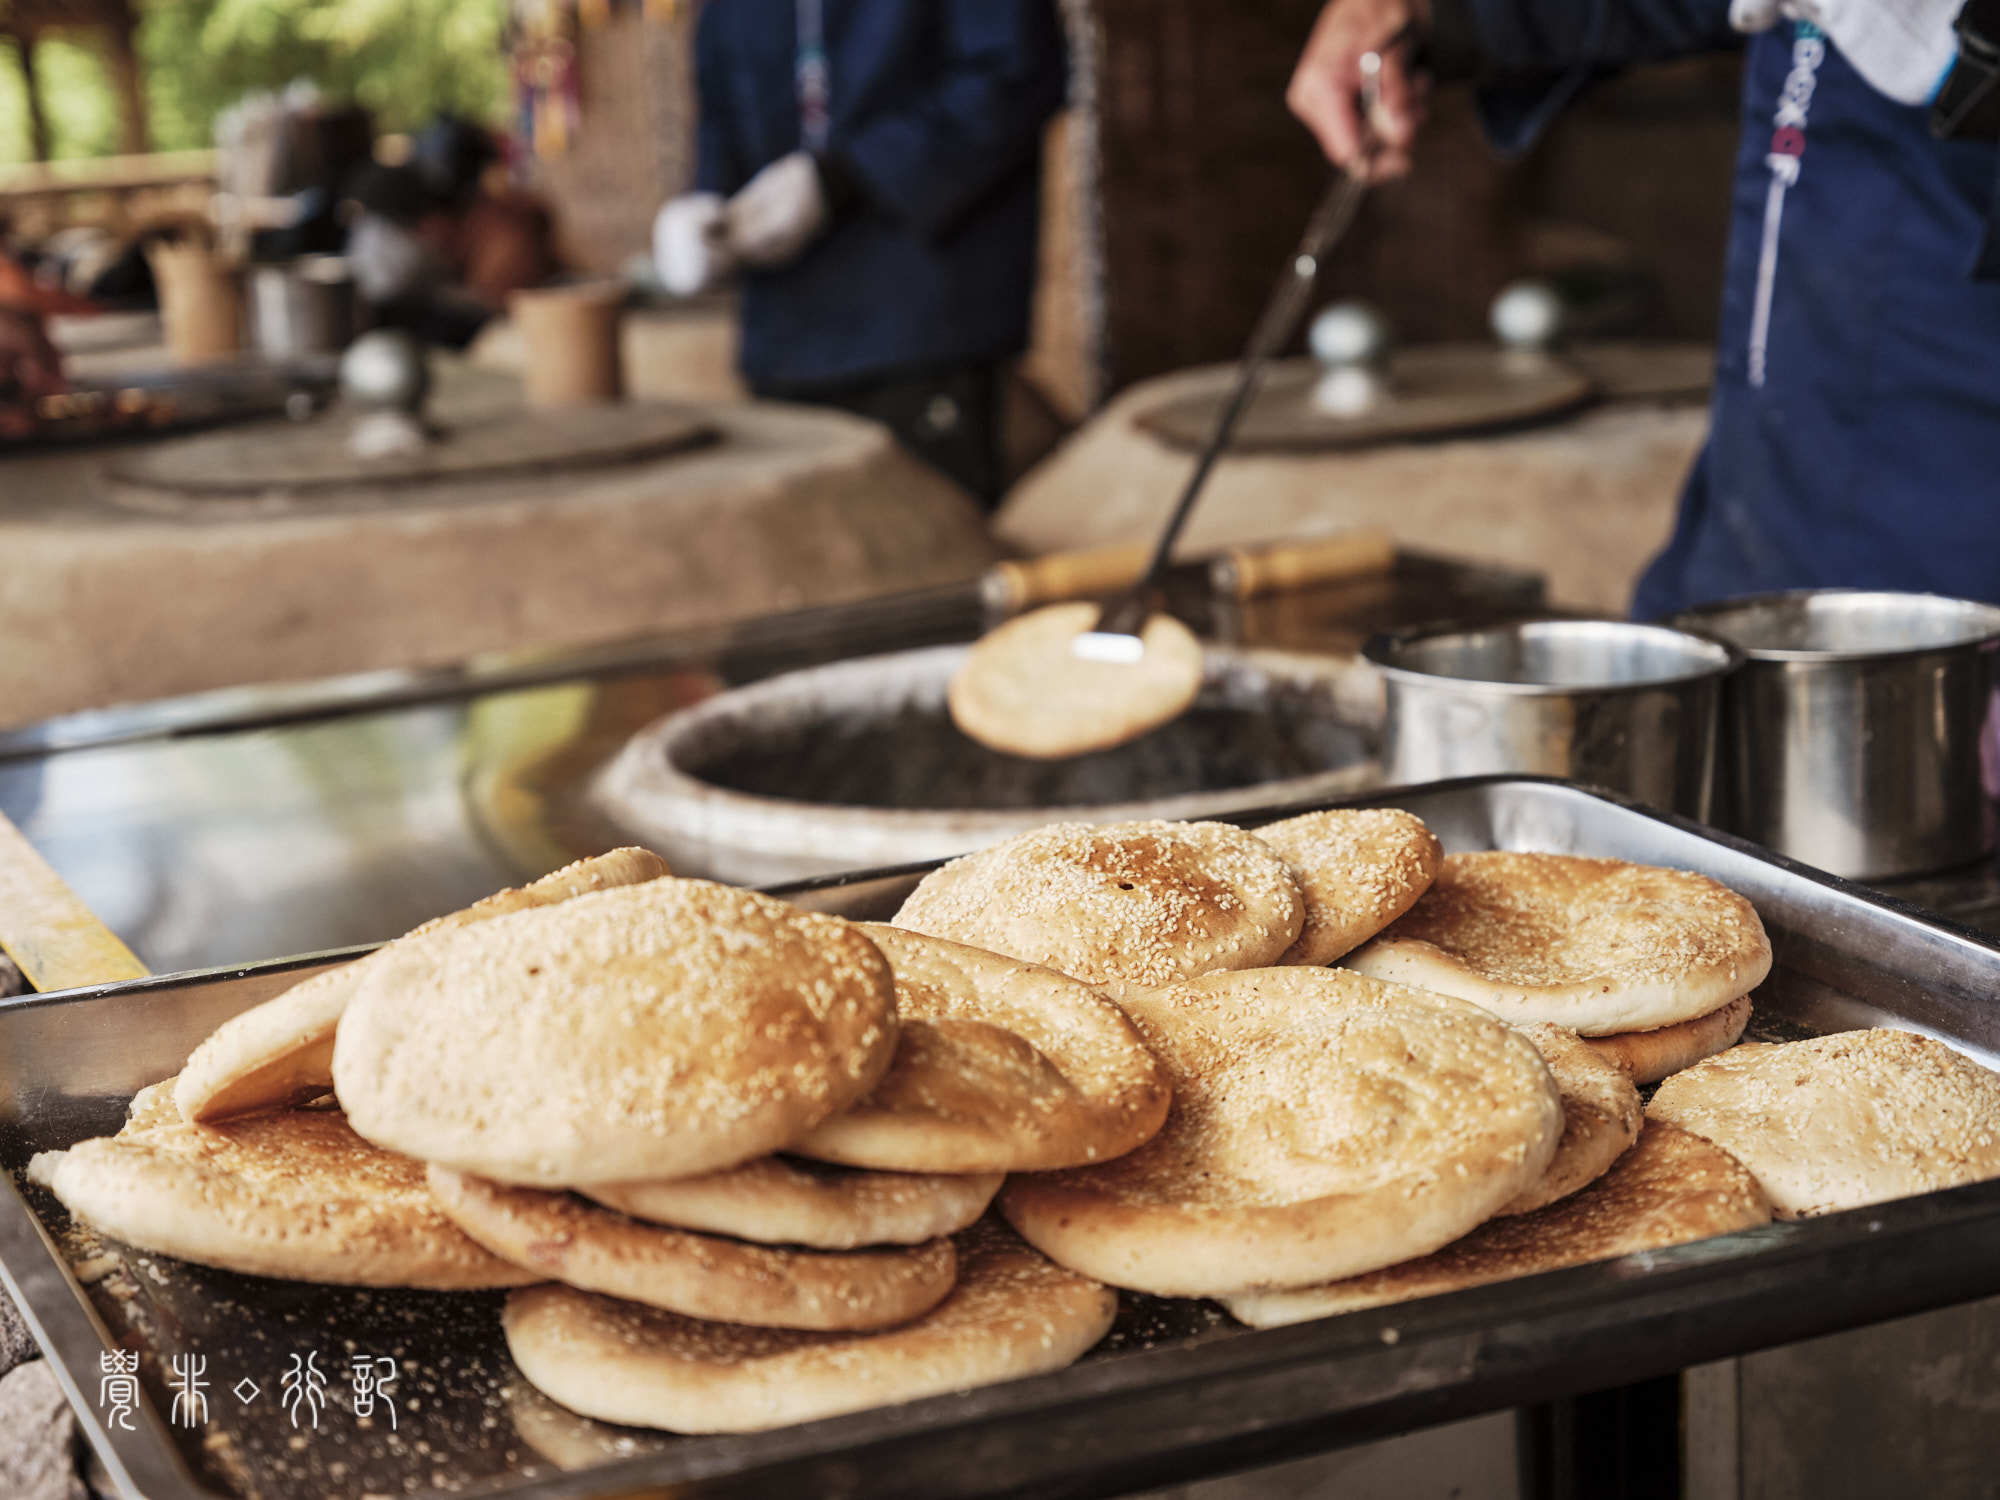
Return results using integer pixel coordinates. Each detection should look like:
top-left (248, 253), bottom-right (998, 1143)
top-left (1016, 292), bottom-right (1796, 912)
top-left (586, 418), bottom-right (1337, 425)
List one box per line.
top-left (6, 776), bottom-right (2000, 1500)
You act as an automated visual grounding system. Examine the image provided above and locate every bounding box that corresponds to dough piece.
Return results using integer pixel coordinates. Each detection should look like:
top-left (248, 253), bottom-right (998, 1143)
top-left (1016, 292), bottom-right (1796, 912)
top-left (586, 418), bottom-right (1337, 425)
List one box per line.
top-left (1498, 1023), bottom-right (1642, 1216)
top-left (1585, 996), bottom-right (1753, 1084)
top-left (1000, 968), bottom-right (1563, 1296)
top-left (791, 925), bottom-right (1170, 1173)
top-left (584, 1158), bottom-right (1002, 1250)
top-left (1646, 1029), bottom-right (2000, 1218)
top-left (30, 1104), bottom-right (534, 1289)
top-left (1252, 808), bottom-right (1443, 966)
top-left (175, 847), bottom-right (669, 1123)
top-left (501, 1221), bottom-right (1116, 1433)
top-left (894, 820), bottom-right (1304, 999)
top-left (334, 879), bottom-right (897, 1186)
top-left (428, 1167), bottom-right (954, 1331)
top-left (948, 601), bottom-right (1205, 759)
top-left (1344, 852), bottom-right (1772, 1036)
top-left (1223, 1122), bottom-right (1771, 1326)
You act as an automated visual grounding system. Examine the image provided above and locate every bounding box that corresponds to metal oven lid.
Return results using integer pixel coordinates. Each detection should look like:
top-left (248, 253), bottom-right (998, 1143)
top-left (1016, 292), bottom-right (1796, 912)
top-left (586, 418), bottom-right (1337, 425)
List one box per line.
top-left (5, 777), bottom-right (2000, 1500)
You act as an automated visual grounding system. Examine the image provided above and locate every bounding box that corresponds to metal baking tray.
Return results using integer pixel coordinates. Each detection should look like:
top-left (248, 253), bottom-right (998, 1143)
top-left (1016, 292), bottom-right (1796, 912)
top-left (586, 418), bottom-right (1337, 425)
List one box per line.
top-left (6, 776), bottom-right (2000, 1500)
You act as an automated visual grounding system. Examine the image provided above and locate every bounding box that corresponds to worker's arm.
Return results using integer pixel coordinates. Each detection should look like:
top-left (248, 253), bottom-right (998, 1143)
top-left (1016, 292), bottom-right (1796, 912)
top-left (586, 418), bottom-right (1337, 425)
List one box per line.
top-left (691, 1), bottom-right (748, 197)
top-left (830, 0), bottom-right (1068, 243)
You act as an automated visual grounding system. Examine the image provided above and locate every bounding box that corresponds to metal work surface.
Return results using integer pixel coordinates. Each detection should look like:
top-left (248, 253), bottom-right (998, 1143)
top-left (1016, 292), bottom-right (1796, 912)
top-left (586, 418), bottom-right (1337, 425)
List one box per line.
top-left (5, 779), bottom-right (2000, 1500)
top-left (0, 553), bottom-right (1540, 974)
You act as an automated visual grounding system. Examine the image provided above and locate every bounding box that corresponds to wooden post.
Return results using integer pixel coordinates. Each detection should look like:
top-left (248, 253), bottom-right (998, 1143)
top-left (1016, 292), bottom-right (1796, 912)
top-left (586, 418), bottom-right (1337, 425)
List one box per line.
top-left (104, 4), bottom-right (150, 156)
top-left (11, 30), bottom-right (52, 164)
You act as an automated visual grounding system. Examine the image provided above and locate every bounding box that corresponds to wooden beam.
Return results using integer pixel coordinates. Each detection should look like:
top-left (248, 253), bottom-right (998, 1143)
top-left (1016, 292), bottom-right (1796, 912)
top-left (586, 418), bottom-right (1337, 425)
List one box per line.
top-left (12, 31), bottom-right (52, 165)
top-left (103, 6), bottom-right (149, 155)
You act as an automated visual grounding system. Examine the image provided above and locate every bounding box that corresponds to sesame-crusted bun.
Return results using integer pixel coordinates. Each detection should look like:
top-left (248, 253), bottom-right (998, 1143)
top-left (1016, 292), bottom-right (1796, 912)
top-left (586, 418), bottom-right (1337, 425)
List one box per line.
top-left (1000, 968), bottom-right (1565, 1297)
top-left (584, 1157), bottom-right (1003, 1250)
top-left (892, 820), bottom-right (1305, 999)
top-left (30, 1105), bottom-right (534, 1289)
top-left (947, 601), bottom-right (1204, 759)
top-left (790, 925), bottom-right (1170, 1174)
top-left (333, 879), bottom-right (898, 1187)
top-left (500, 1221), bottom-right (1116, 1433)
top-left (1585, 995), bottom-right (1752, 1084)
top-left (1646, 1029), bottom-right (2000, 1218)
top-left (1222, 1122), bottom-right (1771, 1327)
top-left (1498, 1023), bottom-right (1642, 1217)
top-left (1343, 852), bottom-right (1772, 1036)
top-left (1250, 808), bottom-right (1443, 966)
top-left (176, 847), bottom-right (670, 1125)
top-left (427, 1167), bottom-right (955, 1331)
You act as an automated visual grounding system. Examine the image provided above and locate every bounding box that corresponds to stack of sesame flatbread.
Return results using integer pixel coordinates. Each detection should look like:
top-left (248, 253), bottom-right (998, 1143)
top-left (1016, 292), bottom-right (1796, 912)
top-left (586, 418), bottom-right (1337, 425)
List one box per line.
top-left (36, 811), bottom-right (2000, 1441)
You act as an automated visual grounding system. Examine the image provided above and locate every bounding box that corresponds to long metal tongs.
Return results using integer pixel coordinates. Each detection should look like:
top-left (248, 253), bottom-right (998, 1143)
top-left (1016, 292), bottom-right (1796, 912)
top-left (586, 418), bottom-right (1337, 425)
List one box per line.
top-left (1073, 62), bottom-right (1388, 664)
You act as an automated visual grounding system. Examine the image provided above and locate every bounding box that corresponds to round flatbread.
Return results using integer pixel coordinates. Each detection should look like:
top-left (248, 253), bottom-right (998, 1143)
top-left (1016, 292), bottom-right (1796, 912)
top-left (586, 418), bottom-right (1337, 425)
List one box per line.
top-left (1343, 852), bottom-right (1772, 1036)
top-left (1499, 1023), bottom-right (1642, 1216)
top-left (1000, 968), bottom-right (1564, 1296)
top-left (894, 820), bottom-right (1304, 1000)
top-left (790, 925), bottom-right (1170, 1174)
top-left (501, 1222), bottom-right (1116, 1433)
top-left (1252, 808), bottom-right (1443, 966)
top-left (1646, 1029), bottom-right (2000, 1219)
top-left (1223, 1122), bottom-right (1771, 1327)
top-left (29, 1104), bottom-right (534, 1289)
top-left (948, 601), bottom-right (1205, 760)
top-left (334, 878), bottom-right (898, 1186)
top-left (175, 847), bottom-right (670, 1123)
top-left (1585, 996), bottom-right (1752, 1085)
top-left (429, 1167), bottom-right (952, 1330)
top-left (583, 1158), bottom-right (1002, 1250)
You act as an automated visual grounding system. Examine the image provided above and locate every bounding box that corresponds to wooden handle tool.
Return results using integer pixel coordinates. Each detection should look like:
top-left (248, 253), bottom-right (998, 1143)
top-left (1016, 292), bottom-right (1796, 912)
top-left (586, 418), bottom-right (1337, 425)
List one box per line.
top-left (1210, 529), bottom-right (1399, 599)
top-left (979, 543), bottom-right (1152, 613)
top-left (0, 809), bottom-right (148, 992)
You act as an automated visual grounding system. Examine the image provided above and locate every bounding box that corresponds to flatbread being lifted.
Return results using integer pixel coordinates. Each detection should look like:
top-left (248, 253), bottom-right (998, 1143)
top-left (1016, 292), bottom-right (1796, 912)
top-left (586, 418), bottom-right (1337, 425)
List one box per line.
top-left (1001, 968), bottom-right (1563, 1297)
top-left (1251, 807), bottom-right (1442, 967)
top-left (501, 1222), bottom-right (1116, 1433)
top-left (1343, 852), bottom-right (1772, 1036)
top-left (791, 925), bottom-right (1170, 1174)
top-left (428, 1167), bottom-right (955, 1331)
top-left (1223, 1122), bottom-right (1772, 1327)
top-left (174, 847), bottom-right (669, 1123)
top-left (1586, 995), bottom-right (1753, 1084)
top-left (1499, 1023), bottom-right (1642, 1217)
top-left (334, 879), bottom-right (898, 1186)
top-left (584, 1157), bottom-right (1003, 1251)
top-left (948, 601), bottom-right (1204, 760)
top-left (1646, 1028), bottom-right (2000, 1218)
top-left (31, 1093), bottom-right (533, 1289)
top-left (894, 819), bottom-right (1304, 999)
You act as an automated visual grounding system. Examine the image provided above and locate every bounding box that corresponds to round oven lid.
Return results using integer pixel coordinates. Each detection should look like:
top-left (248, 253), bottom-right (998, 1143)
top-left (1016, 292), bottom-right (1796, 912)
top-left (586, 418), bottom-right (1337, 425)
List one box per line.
top-left (1132, 348), bottom-right (1594, 453)
top-left (105, 401), bottom-right (718, 500)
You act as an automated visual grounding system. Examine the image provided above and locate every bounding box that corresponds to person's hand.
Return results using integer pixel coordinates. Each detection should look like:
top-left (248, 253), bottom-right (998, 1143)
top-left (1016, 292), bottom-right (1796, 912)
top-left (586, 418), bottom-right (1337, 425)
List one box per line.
top-left (1287, 0), bottom-right (1429, 180)
top-left (653, 192), bottom-right (735, 297)
top-left (0, 306), bottom-right (63, 438)
top-left (724, 153), bottom-right (831, 270)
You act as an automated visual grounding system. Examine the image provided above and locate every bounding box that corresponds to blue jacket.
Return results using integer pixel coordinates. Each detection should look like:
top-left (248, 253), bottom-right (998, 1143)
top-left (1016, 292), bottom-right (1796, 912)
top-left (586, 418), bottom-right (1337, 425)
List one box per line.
top-left (694, 0), bottom-right (1066, 391)
top-left (1445, 0), bottom-right (2000, 616)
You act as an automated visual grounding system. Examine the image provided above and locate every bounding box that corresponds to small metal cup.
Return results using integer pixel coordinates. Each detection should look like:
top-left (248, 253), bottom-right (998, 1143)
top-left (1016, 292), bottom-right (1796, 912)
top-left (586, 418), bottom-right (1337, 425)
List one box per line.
top-left (1670, 590), bottom-right (2000, 880)
top-left (1365, 618), bottom-right (1739, 817)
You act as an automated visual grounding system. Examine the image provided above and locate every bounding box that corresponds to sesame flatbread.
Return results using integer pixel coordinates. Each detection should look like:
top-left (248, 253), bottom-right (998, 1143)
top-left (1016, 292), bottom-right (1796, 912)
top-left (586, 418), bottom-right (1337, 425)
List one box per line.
top-left (791, 925), bottom-right (1170, 1174)
top-left (1252, 807), bottom-right (1442, 966)
top-left (1000, 968), bottom-right (1563, 1296)
top-left (894, 820), bottom-right (1304, 999)
top-left (1344, 852), bottom-right (1771, 1036)
top-left (1585, 996), bottom-right (1752, 1084)
top-left (1499, 1023), bottom-right (1642, 1216)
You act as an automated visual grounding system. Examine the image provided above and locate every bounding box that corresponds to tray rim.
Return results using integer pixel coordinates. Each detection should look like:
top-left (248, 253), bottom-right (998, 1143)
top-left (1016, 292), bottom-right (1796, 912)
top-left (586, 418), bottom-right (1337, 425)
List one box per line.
top-left (8, 773), bottom-right (2000, 1500)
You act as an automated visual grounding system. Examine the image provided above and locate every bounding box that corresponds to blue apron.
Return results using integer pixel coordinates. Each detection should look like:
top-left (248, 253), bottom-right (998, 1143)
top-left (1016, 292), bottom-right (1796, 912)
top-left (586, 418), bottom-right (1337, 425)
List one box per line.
top-left (1632, 24), bottom-right (2000, 617)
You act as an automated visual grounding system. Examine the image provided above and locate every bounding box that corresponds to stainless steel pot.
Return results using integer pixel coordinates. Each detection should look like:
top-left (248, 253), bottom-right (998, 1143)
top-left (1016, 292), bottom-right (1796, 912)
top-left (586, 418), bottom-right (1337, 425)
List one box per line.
top-left (249, 255), bottom-right (356, 362)
top-left (1670, 589), bottom-right (2000, 880)
top-left (1365, 618), bottom-right (1738, 817)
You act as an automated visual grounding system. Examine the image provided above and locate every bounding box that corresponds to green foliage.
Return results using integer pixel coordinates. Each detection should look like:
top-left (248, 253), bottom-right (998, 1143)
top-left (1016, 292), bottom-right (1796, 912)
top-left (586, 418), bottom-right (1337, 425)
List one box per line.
top-left (0, 0), bottom-right (511, 165)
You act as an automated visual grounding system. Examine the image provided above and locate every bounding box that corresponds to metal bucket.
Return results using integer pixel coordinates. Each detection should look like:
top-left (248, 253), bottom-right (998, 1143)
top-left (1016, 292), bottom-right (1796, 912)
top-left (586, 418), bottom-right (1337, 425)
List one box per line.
top-left (249, 255), bottom-right (357, 363)
top-left (1365, 618), bottom-right (1738, 818)
top-left (1670, 590), bottom-right (2000, 880)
